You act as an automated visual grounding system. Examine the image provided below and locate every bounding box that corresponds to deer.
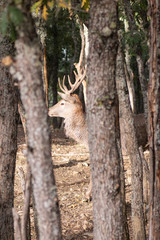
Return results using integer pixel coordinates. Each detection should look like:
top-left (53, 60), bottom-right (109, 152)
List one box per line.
top-left (48, 66), bottom-right (92, 199)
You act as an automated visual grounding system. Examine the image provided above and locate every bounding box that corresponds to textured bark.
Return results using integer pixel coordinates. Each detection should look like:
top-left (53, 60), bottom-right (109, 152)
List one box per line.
top-left (148, 0), bottom-right (160, 239)
top-left (0, 2), bottom-right (18, 239)
top-left (116, 43), bottom-right (146, 239)
top-left (87, 1), bottom-right (123, 239)
top-left (13, 1), bottom-right (62, 239)
top-left (117, 139), bottom-right (130, 240)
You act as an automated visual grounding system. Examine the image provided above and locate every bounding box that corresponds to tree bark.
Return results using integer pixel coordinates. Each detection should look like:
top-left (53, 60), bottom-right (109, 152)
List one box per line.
top-left (0, 3), bottom-right (18, 239)
top-left (116, 40), bottom-right (146, 240)
top-left (117, 139), bottom-right (130, 240)
top-left (148, 0), bottom-right (160, 239)
top-left (87, 1), bottom-right (123, 239)
top-left (12, 1), bottom-right (62, 239)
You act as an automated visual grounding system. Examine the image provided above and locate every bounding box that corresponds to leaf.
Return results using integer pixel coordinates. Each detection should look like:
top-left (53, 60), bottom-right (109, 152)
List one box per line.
top-left (8, 6), bottom-right (23, 26)
top-left (58, 0), bottom-right (68, 9)
top-left (68, 0), bottom-right (71, 11)
top-left (31, 0), bottom-right (42, 15)
top-left (81, 0), bottom-right (86, 8)
top-left (42, 5), bottom-right (48, 21)
top-left (47, 1), bottom-right (54, 10)
top-left (1, 56), bottom-right (13, 66)
top-left (81, 0), bottom-right (90, 11)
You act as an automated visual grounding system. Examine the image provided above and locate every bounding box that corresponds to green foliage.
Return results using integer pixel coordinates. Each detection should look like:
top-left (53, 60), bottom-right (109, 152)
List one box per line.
top-left (46, 8), bottom-right (81, 77)
top-left (123, 29), bottom-right (148, 60)
top-left (118, 0), bottom-right (149, 113)
top-left (119, 0), bottom-right (149, 63)
top-left (131, 0), bottom-right (149, 29)
top-left (13, 0), bottom-right (22, 5)
top-left (0, 6), bottom-right (23, 40)
top-left (8, 6), bottom-right (23, 26)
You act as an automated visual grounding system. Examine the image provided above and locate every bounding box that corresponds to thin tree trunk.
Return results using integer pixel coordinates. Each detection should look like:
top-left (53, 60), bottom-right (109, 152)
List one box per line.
top-left (0, 3), bottom-right (18, 239)
top-left (12, 1), bottom-right (62, 239)
top-left (136, 55), bottom-right (148, 123)
top-left (117, 139), bottom-right (130, 240)
top-left (87, 1), bottom-right (123, 239)
top-left (124, 20), bottom-right (136, 113)
top-left (148, 0), bottom-right (160, 239)
top-left (47, 15), bottom-right (59, 128)
top-left (124, 61), bottom-right (136, 113)
top-left (122, 0), bottom-right (148, 122)
top-left (32, 10), bottom-right (48, 107)
top-left (116, 40), bottom-right (146, 240)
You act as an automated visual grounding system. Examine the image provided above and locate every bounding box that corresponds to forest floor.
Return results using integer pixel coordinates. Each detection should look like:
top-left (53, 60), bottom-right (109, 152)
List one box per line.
top-left (14, 125), bottom-right (149, 240)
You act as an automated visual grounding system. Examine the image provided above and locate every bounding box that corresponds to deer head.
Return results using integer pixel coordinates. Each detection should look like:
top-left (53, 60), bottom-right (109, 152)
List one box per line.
top-left (48, 67), bottom-right (86, 119)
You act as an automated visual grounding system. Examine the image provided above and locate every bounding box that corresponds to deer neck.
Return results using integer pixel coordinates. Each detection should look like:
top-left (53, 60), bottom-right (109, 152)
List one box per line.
top-left (64, 110), bottom-right (88, 147)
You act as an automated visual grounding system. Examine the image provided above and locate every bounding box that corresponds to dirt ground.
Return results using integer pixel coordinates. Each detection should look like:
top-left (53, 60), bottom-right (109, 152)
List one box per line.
top-left (15, 125), bottom-right (93, 240)
top-left (14, 125), bottom-right (149, 239)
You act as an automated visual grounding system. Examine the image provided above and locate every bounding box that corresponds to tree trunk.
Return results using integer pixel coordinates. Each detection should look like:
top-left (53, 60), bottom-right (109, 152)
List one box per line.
top-left (124, 20), bottom-right (136, 113)
top-left (116, 41), bottom-right (146, 239)
top-left (0, 3), bottom-right (18, 239)
top-left (148, 0), bottom-right (160, 239)
top-left (117, 139), bottom-right (130, 240)
top-left (32, 10), bottom-right (48, 107)
top-left (46, 16), bottom-right (59, 128)
top-left (87, 1), bottom-right (123, 239)
top-left (122, 0), bottom-right (148, 123)
top-left (13, 1), bottom-right (62, 239)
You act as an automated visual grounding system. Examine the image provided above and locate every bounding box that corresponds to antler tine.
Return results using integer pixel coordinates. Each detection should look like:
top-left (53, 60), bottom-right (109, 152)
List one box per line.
top-left (58, 65), bottom-right (87, 95)
top-left (58, 77), bottom-right (65, 93)
top-left (73, 70), bottom-right (78, 80)
top-left (58, 76), bottom-right (69, 94)
top-left (62, 76), bottom-right (69, 92)
top-left (69, 66), bottom-right (86, 94)
top-left (68, 75), bottom-right (73, 89)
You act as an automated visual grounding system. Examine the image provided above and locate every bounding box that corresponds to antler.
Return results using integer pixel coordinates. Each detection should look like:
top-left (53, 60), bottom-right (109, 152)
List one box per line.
top-left (58, 65), bottom-right (87, 95)
top-left (58, 23), bottom-right (87, 98)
